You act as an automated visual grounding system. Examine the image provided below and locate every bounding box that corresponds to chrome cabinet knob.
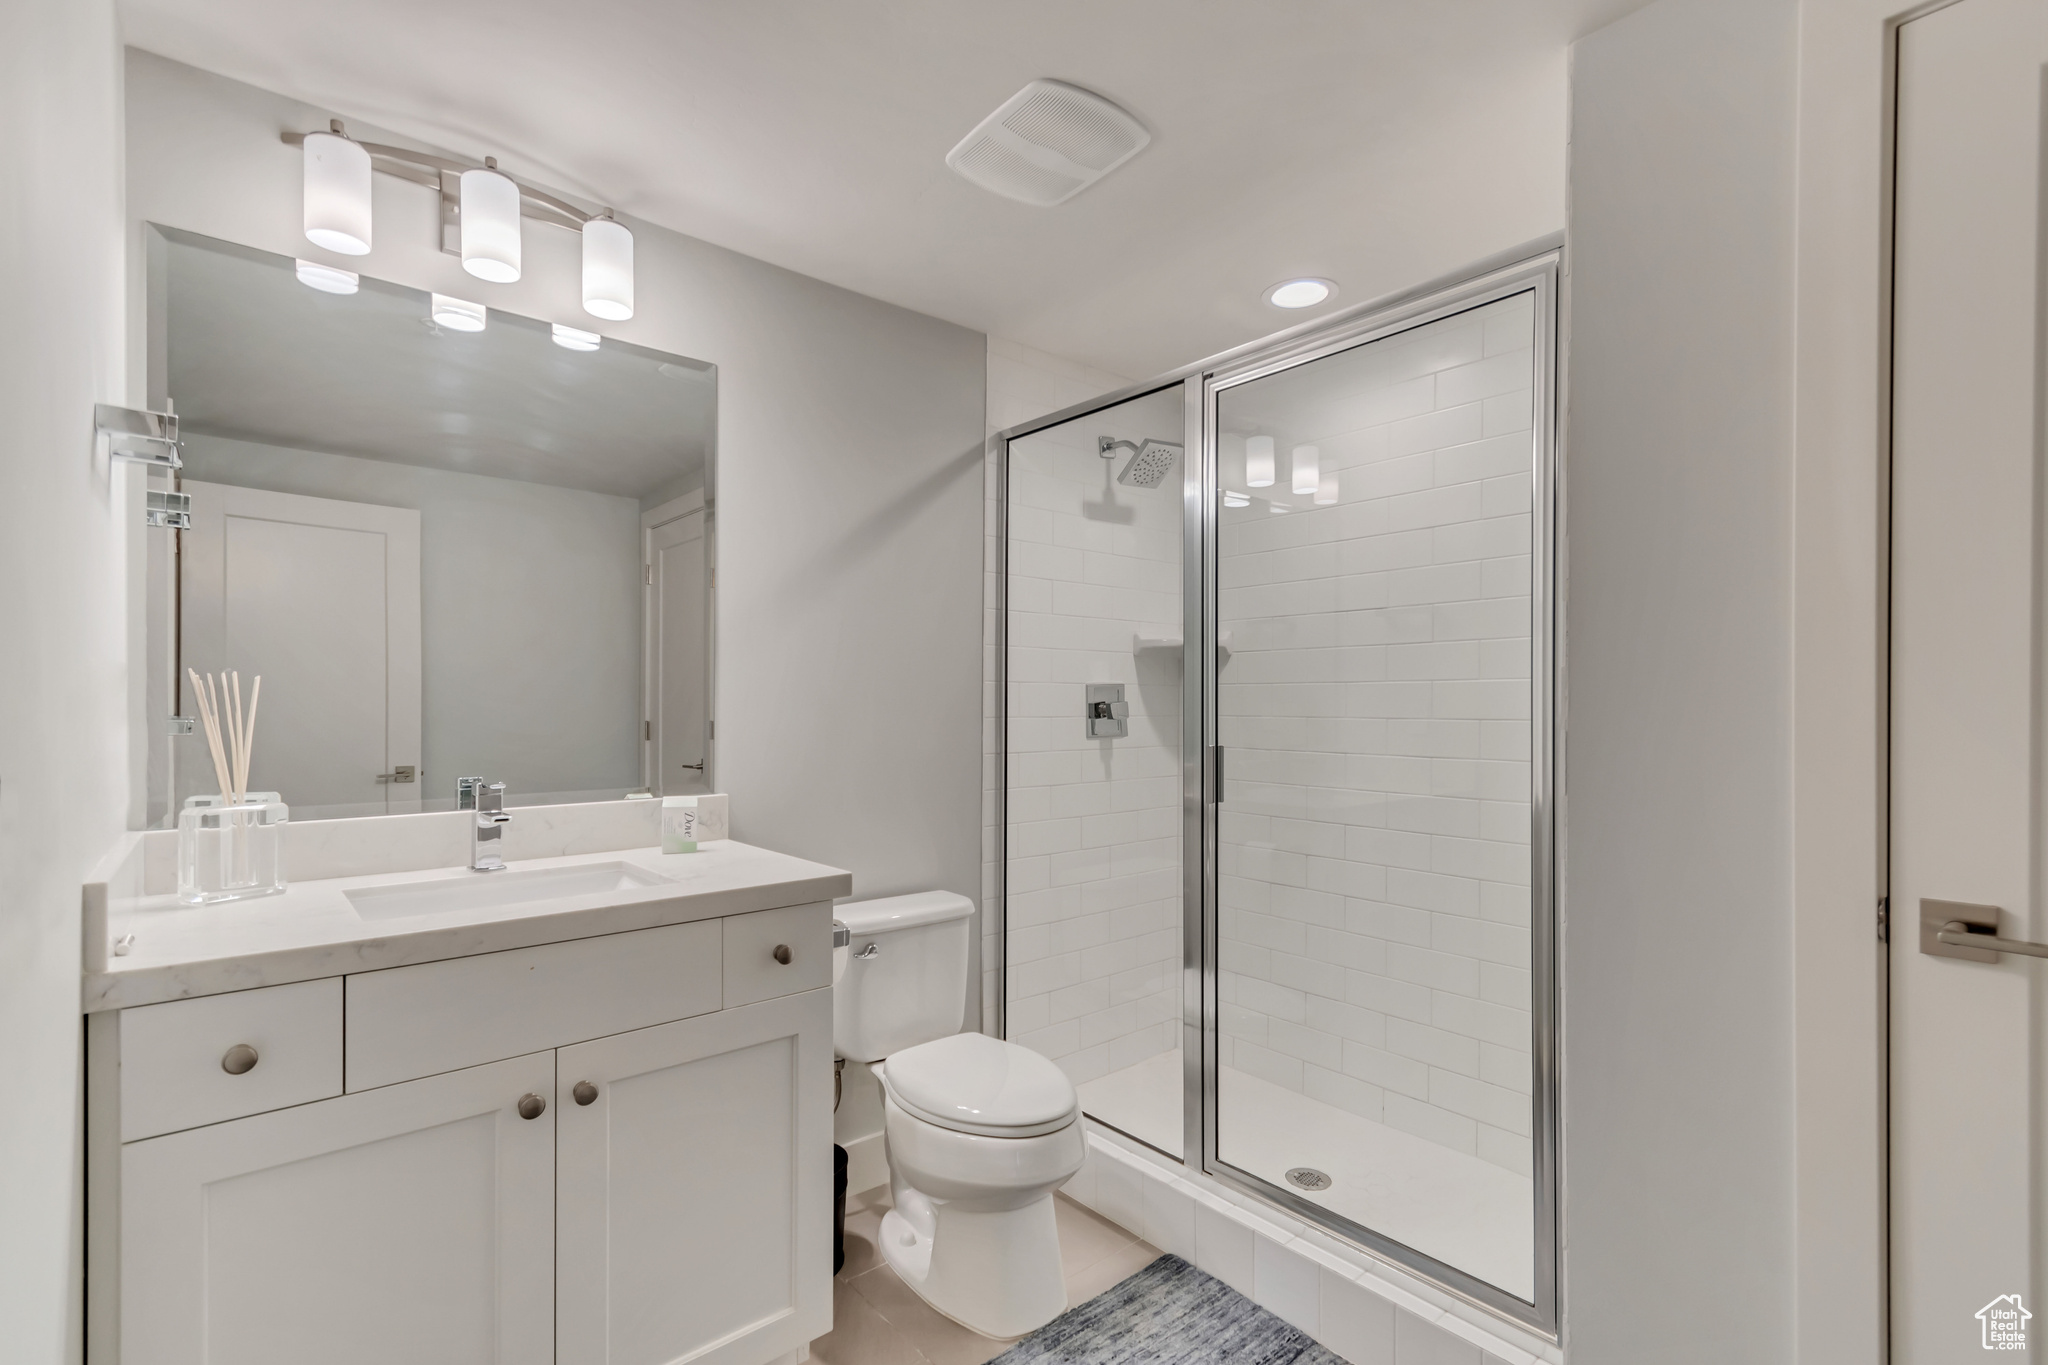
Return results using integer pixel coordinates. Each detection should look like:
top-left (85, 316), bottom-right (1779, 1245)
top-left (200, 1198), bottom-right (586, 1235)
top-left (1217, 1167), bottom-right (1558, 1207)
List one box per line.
top-left (517, 1093), bottom-right (547, 1120)
top-left (772, 944), bottom-right (793, 965)
top-left (221, 1044), bottom-right (259, 1076)
top-left (573, 1081), bottom-right (599, 1106)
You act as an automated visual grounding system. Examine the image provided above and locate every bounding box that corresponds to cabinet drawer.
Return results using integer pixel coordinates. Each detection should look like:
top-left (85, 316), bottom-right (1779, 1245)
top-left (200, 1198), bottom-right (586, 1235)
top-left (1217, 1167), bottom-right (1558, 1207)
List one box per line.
top-left (119, 978), bottom-right (342, 1141)
top-left (346, 919), bottom-right (722, 1091)
top-left (722, 902), bottom-right (832, 1008)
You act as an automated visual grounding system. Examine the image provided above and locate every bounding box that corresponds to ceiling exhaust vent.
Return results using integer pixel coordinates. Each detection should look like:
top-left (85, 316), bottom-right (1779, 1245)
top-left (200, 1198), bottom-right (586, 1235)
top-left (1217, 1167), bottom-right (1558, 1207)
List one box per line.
top-left (946, 80), bottom-right (1150, 207)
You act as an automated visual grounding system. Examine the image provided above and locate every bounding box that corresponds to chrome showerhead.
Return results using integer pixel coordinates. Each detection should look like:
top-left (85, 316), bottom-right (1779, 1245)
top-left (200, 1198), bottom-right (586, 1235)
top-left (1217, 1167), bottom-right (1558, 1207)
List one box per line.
top-left (1098, 436), bottom-right (1183, 489)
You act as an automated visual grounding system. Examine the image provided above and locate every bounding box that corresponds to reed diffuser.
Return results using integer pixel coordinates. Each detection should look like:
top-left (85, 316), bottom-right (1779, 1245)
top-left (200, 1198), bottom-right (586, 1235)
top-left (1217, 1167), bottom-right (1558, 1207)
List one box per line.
top-left (176, 669), bottom-right (289, 905)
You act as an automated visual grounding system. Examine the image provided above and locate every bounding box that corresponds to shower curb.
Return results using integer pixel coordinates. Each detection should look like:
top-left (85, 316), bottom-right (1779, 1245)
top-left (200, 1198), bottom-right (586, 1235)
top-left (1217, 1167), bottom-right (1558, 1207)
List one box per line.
top-left (1064, 1121), bottom-right (1562, 1365)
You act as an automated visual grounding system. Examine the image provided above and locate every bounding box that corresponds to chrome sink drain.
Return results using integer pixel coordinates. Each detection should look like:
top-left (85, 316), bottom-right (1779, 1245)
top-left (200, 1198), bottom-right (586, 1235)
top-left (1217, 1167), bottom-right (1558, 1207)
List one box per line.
top-left (1285, 1167), bottom-right (1332, 1192)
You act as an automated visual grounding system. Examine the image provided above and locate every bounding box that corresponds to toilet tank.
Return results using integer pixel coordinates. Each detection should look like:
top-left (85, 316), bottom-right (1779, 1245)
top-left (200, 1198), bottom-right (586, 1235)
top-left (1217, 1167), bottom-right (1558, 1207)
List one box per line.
top-left (833, 890), bottom-right (973, 1062)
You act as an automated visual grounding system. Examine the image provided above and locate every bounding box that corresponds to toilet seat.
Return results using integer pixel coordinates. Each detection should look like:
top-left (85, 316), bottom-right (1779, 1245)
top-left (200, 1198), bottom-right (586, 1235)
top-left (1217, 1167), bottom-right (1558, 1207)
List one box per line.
top-left (882, 1033), bottom-right (1078, 1138)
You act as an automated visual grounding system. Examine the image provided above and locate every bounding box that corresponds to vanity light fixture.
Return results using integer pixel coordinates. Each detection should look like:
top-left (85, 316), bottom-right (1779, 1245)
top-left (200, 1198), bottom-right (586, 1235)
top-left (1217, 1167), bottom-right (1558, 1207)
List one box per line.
top-left (302, 124), bottom-right (372, 255)
top-left (460, 159), bottom-right (523, 283)
top-left (552, 323), bottom-right (602, 352)
top-left (1315, 471), bottom-right (1339, 506)
top-left (294, 259), bottom-right (359, 295)
top-left (1223, 490), bottom-right (1251, 508)
top-left (1265, 277), bottom-right (1336, 309)
top-left (1245, 435), bottom-right (1275, 488)
top-left (431, 293), bottom-right (487, 332)
top-left (582, 216), bottom-right (635, 321)
top-left (1292, 443), bottom-right (1320, 496)
top-left (286, 124), bottom-right (635, 319)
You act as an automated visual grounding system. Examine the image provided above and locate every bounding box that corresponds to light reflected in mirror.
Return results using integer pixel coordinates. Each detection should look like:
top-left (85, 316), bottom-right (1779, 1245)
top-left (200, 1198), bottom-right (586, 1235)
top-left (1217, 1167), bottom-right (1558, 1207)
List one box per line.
top-left (146, 227), bottom-right (715, 825)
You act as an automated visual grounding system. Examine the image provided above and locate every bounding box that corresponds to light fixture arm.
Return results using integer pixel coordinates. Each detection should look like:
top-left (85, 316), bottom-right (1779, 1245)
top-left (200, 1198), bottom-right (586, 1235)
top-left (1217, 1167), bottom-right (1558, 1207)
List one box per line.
top-left (282, 125), bottom-right (610, 237)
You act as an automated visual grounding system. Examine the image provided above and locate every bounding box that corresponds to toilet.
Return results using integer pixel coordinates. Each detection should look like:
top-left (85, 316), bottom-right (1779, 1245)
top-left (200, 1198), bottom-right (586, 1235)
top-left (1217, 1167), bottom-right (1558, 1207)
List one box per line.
top-left (833, 891), bottom-right (1085, 1340)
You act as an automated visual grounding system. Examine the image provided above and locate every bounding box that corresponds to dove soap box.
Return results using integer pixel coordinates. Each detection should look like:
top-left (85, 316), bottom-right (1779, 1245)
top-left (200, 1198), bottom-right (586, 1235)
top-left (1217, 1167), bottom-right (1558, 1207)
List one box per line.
top-left (661, 793), bottom-right (729, 853)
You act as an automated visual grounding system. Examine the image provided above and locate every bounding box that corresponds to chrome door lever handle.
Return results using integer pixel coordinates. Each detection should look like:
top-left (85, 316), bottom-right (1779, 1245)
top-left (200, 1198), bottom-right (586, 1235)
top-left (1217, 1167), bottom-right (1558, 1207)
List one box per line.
top-left (1936, 922), bottom-right (2048, 959)
top-left (1921, 898), bottom-right (2048, 961)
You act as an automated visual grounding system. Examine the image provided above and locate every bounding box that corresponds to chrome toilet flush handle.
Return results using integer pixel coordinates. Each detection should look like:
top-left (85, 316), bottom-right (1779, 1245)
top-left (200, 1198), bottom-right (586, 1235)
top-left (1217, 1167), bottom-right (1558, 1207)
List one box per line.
top-left (855, 942), bottom-right (879, 960)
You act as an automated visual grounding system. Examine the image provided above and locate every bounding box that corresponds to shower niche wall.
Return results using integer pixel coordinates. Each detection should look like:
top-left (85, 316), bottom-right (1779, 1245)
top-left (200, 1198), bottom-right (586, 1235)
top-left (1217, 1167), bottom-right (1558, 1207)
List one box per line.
top-left (996, 256), bottom-right (1558, 1333)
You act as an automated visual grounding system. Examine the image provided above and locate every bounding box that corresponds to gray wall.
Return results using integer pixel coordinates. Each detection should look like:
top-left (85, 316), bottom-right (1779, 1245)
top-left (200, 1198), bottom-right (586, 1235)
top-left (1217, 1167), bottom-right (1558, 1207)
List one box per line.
top-left (0, 0), bottom-right (128, 1360)
top-left (179, 434), bottom-right (644, 807)
top-left (125, 52), bottom-right (987, 932)
top-left (1564, 0), bottom-right (1797, 1359)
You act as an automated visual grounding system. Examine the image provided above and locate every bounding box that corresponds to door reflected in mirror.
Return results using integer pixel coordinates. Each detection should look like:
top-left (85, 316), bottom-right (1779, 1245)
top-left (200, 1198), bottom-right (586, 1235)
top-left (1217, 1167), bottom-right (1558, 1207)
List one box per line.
top-left (145, 227), bottom-right (716, 825)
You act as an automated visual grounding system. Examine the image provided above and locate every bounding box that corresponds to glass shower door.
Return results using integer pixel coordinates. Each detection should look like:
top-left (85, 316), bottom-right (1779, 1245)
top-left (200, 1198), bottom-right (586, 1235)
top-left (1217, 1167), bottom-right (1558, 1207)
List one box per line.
top-left (1001, 383), bottom-right (1188, 1158)
top-left (1209, 286), bottom-right (1550, 1312)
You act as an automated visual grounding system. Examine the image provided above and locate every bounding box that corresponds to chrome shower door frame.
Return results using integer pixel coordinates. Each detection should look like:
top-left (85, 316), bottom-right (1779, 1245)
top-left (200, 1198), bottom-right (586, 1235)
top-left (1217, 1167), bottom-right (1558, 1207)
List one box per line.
top-left (1195, 250), bottom-right (1561, 1336)
top-left (993, 238), bottom-right (1562, 1339)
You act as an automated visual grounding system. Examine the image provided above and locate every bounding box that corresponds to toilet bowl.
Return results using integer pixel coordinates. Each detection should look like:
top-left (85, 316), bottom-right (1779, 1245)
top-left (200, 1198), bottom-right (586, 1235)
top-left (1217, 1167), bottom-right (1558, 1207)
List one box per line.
top-left (872, 1033), bottom-right (1084, 1338)
top-left (833, 892), bottom-right (1084, 1339)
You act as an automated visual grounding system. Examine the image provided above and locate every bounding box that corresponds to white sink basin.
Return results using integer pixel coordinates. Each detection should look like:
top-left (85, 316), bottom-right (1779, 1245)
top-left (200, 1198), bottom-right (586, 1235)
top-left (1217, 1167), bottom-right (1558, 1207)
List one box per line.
top-left (346, 861), bottom-right (676, 922)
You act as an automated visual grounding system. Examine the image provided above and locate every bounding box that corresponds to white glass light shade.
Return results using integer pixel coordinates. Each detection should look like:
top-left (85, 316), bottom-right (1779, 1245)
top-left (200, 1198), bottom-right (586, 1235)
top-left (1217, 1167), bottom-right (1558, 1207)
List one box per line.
top-left (1292, 444), bottom-right (1320, 496)
top-left (1315, 471), bottom-right (1339, 506)
top-left (303, 132), bottom-right (372, 256)
top-left (295, 259), bottom-right (359, 295)
top-left (431, 293), bottom-right (487, 332)
top-left (1245, 435), bottom-right (1275, 488)
top-left (460, 168), bottom-right (523, 283)
top-left (582, 217), bottom-right (635, 321)
top-left (552, 323), bottom-right (602, 352)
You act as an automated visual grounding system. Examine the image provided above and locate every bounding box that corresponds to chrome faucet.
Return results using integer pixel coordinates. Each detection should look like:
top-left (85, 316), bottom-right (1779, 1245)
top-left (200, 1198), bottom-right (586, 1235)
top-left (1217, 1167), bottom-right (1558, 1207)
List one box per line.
top-left (471, 780), bottom-right (510, 871)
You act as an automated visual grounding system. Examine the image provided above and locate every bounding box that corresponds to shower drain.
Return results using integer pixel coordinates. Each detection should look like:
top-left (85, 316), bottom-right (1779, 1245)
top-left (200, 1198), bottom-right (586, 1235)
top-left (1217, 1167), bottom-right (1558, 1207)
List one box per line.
top-left (1285, 1167), bottom-right (1333, 1192)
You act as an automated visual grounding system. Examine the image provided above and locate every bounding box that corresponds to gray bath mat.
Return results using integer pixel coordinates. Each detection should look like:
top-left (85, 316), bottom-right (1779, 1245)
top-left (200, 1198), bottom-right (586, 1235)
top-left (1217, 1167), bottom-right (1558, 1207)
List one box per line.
top-left (989, 1253), bottom-right (1344, 1365)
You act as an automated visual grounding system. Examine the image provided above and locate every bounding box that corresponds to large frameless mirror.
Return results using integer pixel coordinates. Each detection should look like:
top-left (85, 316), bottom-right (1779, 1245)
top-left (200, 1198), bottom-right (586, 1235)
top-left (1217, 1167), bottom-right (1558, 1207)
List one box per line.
top-left (140, 227), bottom-right (716, 826)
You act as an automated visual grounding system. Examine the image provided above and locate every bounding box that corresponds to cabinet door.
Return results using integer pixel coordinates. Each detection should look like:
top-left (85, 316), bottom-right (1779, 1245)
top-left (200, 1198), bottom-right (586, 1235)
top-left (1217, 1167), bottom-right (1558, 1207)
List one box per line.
top-left (121, 1051), bottom-right (555, 1365)
top-left (557, 989), bottom-right (832, 1365)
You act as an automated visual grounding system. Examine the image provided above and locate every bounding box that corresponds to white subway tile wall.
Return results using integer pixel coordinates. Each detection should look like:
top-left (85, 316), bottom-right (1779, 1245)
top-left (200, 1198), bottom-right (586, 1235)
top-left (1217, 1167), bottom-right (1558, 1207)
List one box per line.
top-left (1000, 385), bottom-right (1186, 1122)
top-left (982, 339), bottom-right (1135, 1036)
top-left (1215, 292), bottom-right (1537, 1178)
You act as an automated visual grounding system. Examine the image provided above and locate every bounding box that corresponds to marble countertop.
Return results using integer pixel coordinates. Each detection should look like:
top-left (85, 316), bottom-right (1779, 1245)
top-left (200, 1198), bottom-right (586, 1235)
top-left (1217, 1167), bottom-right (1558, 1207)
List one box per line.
top-left (84, 839), bottom-right (852, 1012)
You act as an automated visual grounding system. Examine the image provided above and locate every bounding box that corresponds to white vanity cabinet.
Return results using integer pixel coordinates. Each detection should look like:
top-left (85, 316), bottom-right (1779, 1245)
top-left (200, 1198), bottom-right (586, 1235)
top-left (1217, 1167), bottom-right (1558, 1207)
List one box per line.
top-left (92, 902), bottom-right (835, 1365)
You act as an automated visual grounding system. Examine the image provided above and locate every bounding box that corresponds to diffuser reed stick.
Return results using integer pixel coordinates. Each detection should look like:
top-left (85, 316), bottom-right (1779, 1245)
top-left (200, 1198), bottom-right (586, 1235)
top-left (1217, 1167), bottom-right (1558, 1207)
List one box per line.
top-left (188, 668), bottom-right (261, 803)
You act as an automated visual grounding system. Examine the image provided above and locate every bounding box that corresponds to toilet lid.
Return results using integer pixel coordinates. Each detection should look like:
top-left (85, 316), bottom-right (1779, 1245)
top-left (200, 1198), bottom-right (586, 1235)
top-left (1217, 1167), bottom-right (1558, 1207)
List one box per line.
top-left (882, 1033), bottom-right (1078, 1139)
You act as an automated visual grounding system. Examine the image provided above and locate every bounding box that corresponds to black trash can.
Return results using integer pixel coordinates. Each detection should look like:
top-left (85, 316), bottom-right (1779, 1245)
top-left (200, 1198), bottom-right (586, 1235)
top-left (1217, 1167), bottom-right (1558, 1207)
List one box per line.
top-left (833, 1144), bottom-right (849, 1275)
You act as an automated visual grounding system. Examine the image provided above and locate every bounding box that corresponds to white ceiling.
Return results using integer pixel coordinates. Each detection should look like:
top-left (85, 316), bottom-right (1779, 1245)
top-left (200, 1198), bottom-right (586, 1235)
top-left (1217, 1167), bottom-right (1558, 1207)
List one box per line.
top-left (120, 0), bottom-right (1644, 379)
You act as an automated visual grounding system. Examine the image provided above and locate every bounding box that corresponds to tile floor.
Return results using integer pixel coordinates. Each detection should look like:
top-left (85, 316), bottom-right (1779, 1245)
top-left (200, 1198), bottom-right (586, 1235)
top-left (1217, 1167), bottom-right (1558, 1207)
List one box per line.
top-left (812, 1186), bottom-right (1162, 1365)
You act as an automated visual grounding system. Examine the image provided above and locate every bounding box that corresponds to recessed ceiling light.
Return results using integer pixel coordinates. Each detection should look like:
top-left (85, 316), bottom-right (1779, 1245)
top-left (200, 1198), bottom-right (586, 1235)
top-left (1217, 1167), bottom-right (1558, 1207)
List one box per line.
top-left (552, 323), bottom-right (601, 352)
top-left (431, 293), bottom-right (487, 332)
top-left (1265, 278), bottom-right (1337, 309)
top-left (295, 259), bottom-right (358, 295)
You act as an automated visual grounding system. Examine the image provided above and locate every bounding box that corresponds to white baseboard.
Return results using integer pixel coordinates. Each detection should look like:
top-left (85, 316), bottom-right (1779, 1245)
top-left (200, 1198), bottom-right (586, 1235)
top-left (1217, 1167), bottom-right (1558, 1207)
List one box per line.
top-left (1063, 1122), bottom-right (1561, 1365)
top-left (841, 1129), bottom-right (889, 1199)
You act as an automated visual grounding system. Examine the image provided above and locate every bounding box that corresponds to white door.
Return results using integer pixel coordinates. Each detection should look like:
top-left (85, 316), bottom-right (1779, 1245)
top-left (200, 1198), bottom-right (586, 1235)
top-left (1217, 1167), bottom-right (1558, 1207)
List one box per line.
top-left (1891, 0), bottom-right (2048, 1357)
top-left (555, 990), bottom-right (832, 1365)
top-left (180, 482), bottom-right (422, 816)
top-left (120, 1052), bottom-right (556, 1365)
top-left (647, 509), bottom-right (710, 795)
